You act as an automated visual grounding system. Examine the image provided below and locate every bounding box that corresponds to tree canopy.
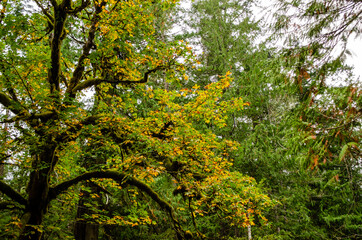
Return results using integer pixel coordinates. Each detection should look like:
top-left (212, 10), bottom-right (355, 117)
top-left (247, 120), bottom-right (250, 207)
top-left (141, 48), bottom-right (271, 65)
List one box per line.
top-left (0, 0), bottom-right (361, 240)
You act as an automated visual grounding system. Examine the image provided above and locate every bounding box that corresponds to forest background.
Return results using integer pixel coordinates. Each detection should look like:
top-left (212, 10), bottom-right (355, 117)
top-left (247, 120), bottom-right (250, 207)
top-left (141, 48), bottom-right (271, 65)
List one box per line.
top-left (0, 0), bottom-right (360, 240)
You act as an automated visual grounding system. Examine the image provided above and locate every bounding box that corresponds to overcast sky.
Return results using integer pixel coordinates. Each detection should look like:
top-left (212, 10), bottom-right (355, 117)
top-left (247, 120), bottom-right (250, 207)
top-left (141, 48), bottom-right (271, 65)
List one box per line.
top-left (177, 0), bottom-right (361, 80)
top-left (346, 38), bottom-right (362, 79)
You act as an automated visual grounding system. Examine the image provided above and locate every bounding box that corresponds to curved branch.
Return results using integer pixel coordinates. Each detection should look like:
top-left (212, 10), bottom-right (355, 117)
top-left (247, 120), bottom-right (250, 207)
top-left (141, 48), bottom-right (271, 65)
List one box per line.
top-left (49, 170), bottom-right (173, 212)
top-left (49, 170), bottom-right (189, 238)
top-left (0, 180), bottom-right (27, 206)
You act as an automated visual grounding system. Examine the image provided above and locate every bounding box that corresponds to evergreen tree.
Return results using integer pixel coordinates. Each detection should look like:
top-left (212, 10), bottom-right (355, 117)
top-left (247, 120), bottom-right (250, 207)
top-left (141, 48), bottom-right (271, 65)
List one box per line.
top-left (180, 0), bottom-right (361, 239)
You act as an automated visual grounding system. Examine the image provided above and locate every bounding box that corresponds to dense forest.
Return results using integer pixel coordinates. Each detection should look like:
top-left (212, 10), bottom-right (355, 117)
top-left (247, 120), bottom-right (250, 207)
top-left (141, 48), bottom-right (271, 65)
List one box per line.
top-left (0, 0), bottom-right (360, 239)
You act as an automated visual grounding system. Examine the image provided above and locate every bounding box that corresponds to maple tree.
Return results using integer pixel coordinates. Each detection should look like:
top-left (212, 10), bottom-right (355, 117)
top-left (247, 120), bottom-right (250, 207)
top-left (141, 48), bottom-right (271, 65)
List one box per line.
top-left (1, 0), bottom-right (360, 239)
top-left (0, 0), bottom-right (275, 239)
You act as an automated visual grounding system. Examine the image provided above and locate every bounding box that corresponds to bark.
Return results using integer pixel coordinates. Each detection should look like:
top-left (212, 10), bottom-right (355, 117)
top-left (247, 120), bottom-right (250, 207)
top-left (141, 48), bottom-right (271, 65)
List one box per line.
top-left (48, 1), bottom-right (69, 95)
top-left (19, 144), bottom-right (58, 240)
top-left (18, 2), bottom-right (69, 237)
top-left (74, 183), bottom-right (100, 240)
top-left (0, 180), bottom-right (27, 206)
top-left (74, 144), bottom-right (104, 240)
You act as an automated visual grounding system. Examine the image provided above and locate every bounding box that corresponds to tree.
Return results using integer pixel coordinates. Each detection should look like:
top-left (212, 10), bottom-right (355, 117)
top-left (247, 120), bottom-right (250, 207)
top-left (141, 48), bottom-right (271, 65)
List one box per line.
top-left (177, 1), bottom-right (296, 239)
top-left (272, 0), bottom-right (362, 66)
top-left (270, 0), bottom-right (362, 239)
top-left (180, 0), bottom-right (361, 239)
top-left (0, 1), bottom-right (275, 239)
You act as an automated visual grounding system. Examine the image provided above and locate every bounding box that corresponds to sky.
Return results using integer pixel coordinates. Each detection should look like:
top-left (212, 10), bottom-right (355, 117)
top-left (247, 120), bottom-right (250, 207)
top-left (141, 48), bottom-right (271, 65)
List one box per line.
top-left (346, 38), bottom-right (362, 79)
top-left (177, 0), bottom-right (361, 80)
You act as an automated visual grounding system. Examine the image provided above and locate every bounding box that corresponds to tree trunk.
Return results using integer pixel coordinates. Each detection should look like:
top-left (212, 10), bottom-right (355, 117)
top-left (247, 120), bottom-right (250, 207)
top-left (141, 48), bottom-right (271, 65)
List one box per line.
top-left (74, 183), bottom-right (100, 240)
top-left (247, 211), bottom-right (252, 240)
top-left (248, 225), bottom-right (252, 240)
top-left (19, 172), bottom-right (49, 240)
top-left (0, 109), bottom-right (8, 179)
top-left (19, 144), bottom-right (57, 240)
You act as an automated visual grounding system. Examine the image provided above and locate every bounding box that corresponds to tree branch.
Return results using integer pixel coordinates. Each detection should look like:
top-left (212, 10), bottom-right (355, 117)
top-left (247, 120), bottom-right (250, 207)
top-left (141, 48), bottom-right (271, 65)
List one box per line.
top-left (66, 0), bottom-right (91, 14)
top-left (122, 66), bottom-right (167, 84)
top-left (49, 170), bottom-right (188, 237)
top-left (48, 2), bottom-right (69, 95)
top-left (49, 170), bottom-right (173, 212)
top-left (0, 92), bottom-right (25, 116)
top-left (55, 114), bottom-right (101, 143)
top-left (71, 66), bottom-right (166, 93)
top-left (0, 109), bottom-right (54, 124)
top-left (71, 78), bottom-right (102, 93)
top-left (0, 56), bottom-right (35, 104)
top-left (0, 180), bottom-right (27, 206)
top-left (33, 0), bottom-right (54, 23)
top-left (0, 153), bottom-right (11, 162)
top-left (66, 1), bottom-right (105, 99)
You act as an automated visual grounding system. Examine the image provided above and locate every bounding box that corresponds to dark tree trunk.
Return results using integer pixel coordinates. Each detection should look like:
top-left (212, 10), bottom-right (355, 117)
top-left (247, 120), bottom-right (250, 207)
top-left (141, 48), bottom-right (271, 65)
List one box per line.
top-left (19, 144), bottom-right (57, 240)
top-left (74, 183), bottom-right (100, 240)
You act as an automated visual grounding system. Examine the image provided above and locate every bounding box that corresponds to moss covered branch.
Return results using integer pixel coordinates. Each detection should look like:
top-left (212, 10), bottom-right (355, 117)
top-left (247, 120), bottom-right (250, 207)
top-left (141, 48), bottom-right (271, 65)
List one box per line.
top-left (49, 170), bottom-right (188, 238)
top-left (49, 170), bottom-right (173, 212)
top-left (0, 180), bottom-right (27, 206)
top-left (66, 1), bottom-right (105, 99)
top-left (71, 66), bottom-right (167, 93)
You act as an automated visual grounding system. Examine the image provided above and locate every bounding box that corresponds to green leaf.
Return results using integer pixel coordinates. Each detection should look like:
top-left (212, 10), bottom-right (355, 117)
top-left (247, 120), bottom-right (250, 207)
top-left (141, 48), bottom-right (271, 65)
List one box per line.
top-left (338, 144), bottom-right (349, 162)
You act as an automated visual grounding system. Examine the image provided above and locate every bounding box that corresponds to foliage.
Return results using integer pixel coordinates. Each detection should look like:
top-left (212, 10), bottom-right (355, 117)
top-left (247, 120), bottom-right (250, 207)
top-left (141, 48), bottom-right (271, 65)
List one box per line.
top-left (180, 0), bottom-right (361, 239)
top-left (0, 0), bottom-right (360, 239)
top-left (0, 0), bottom-right (275, 239)
top-left (272, 0), bottom-right (362, 65)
